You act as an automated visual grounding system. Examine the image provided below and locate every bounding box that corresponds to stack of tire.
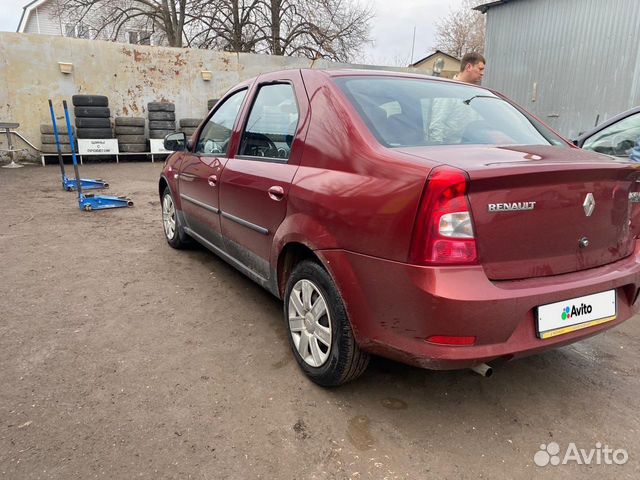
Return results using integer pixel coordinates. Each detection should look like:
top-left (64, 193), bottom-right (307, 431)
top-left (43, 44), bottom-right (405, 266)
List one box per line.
top-left (40, 123), bottom-right (71, 154)
top-left (114, 117), bottom-right (146, 153)
top-left (148, 102), bottom-right (175, 139)
top-left (179, 118), bottom-right (203, 138)
top-left (73, 95), bottom-right (112, 139)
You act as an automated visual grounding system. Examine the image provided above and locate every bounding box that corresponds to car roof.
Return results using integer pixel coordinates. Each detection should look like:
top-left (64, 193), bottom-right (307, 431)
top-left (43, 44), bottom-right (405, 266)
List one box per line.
top-left (315, 68), bottom-right (462, 84)
top-left (239, 68), bottom-right (488, 87)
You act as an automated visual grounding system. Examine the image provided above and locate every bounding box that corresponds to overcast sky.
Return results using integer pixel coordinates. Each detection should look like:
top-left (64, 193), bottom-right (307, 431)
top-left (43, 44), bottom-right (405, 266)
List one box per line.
top-left (0, 0), bottom-right (461, 66)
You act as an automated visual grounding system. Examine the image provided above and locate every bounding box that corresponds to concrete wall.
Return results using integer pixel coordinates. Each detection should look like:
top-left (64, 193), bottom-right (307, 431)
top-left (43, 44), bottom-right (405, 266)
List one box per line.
top-left (0, 32), bottom-right (420, 159)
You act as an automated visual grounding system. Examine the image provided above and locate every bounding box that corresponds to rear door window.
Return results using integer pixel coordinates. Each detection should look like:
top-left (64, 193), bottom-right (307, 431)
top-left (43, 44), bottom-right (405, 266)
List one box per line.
top-left (196, 89), bottom-right (247, 155)
top-left (238, 83), bottom-right (299, 161)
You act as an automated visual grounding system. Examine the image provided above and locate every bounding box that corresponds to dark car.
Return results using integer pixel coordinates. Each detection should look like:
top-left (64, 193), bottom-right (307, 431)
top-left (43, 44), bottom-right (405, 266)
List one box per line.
top-left (575, 106), bottom-right (640, 158)
top-left (159, 69), bottom-right (640, 386)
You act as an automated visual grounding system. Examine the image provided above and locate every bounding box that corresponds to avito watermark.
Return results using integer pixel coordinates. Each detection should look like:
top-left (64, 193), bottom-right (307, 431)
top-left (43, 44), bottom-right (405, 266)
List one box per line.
top-left (534, 442), bottom-right (628, 467)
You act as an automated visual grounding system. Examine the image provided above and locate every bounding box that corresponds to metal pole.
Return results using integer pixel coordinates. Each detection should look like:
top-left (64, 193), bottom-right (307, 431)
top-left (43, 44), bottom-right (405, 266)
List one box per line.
top-left (62, 100), bottom-right (83, 199)
top-left (48, 99), bottom-right (67, 186)
top-left (1, 123), bottom-right (23, 168)
top-left (410, 26), bottom-right (416, 65)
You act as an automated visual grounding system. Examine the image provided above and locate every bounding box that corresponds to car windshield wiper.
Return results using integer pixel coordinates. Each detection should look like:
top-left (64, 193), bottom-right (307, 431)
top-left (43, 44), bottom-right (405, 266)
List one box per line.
top-left (462, 95), bottom-right (499, 105)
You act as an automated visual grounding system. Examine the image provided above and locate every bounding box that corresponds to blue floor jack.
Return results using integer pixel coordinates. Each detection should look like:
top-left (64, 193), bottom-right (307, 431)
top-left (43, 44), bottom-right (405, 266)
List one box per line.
top-left (62, 100), bottom-right (134, 211)
top-left (48, 99), bottom-right (109, 191)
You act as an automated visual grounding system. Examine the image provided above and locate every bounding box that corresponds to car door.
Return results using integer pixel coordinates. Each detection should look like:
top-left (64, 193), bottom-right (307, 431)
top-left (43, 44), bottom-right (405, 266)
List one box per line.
top-left (581, 112), bottom-right (640, 158)
top-left (218, 71), bottom-right (309, 280)
top-left (178, 88), bottom-right (248, 248)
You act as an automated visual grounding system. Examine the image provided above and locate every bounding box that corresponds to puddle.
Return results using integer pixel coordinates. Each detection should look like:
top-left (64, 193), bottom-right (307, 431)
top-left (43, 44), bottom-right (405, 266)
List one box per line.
top-left (381, 397), bottom-right (408, 410)
top-left (347, 415), bottom-right (375, 450)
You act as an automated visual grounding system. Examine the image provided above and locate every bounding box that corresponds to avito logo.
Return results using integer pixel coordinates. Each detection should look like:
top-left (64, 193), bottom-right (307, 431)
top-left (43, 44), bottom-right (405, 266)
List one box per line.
top-left (561, 303), bottom-right (593, 320)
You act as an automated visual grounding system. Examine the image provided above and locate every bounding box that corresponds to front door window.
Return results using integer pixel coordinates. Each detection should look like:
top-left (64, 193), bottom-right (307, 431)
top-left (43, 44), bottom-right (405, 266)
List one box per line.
top-left (196, 89), bottom-right (247, 156)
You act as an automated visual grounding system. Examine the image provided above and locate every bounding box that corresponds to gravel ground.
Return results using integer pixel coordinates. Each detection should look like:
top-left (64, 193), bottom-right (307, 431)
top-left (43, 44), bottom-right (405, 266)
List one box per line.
top-left (1, 161), bottom-right (639, 479)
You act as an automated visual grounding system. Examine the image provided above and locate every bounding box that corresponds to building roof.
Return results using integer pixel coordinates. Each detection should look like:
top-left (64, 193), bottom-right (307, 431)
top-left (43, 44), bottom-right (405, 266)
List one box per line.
top-left (474, 0), bottom-right (516, 14)
top-left (410, 50), bottom-right (460, 68)
top-left (17, 0), bottom-right (50, 33)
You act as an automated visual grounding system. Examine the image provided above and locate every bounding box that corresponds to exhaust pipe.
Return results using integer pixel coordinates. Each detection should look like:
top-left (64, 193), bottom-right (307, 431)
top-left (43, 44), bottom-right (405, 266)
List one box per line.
top-left (470, 363), bottom-right (493, 378)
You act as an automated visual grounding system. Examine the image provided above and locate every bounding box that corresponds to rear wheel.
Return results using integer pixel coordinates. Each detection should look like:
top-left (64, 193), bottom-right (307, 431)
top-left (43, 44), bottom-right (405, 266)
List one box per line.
top-left (284, 261), bottom-right (369, 386)
top-left (162, 187), bottom-right (190, 248)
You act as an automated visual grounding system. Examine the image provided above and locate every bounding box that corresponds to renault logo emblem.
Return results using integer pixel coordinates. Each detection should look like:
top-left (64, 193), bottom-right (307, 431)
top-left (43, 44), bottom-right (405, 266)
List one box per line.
top-left (583, 193), bottom-right (595, 217)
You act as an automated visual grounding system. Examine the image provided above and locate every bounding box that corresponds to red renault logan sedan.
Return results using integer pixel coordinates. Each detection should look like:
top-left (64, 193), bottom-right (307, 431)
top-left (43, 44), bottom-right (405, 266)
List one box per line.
top-left (159, 69), bottom-right (640, 386)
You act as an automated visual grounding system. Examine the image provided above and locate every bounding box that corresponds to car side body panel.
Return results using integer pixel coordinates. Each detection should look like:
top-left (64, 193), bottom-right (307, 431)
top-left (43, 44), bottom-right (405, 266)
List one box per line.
top-left (289, 70), bottom-right (431, 262)
top-left (218, 71), bottom-right (310, 281)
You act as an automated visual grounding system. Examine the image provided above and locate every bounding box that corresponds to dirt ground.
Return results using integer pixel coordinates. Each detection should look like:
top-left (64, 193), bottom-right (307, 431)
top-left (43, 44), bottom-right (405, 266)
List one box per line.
top-left (1, 161), bottom-right (640, 479)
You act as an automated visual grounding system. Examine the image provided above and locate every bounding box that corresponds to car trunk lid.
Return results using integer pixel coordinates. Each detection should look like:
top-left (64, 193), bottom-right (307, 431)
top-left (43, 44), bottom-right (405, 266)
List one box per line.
top-left (398, 145), bottom-right (639, 280)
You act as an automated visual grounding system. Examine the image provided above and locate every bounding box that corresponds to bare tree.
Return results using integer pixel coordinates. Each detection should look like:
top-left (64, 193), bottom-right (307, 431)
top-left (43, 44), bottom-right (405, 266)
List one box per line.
top-left (270, 0), bottom-right (372, 62)
top-left (433, 0), bottom-right (485, 58)
top-left (53, 0), bottom-right (372, 61)
top-left (190, 0), bottom-right (263, 51)
top-left (194, 0), bottom-right (373, 61)
top-left (53, 0), bottom-right (206, 47)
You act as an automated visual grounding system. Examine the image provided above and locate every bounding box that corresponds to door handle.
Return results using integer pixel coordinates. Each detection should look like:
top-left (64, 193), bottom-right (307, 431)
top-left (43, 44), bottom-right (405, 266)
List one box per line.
top-left (208, 174), bottom-right (218, 187)
top-left (268, 185), bottom-right (285, 201)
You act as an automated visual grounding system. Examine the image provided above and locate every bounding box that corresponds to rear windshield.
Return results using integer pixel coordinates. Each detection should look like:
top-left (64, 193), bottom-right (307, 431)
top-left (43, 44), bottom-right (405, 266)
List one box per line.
top-left (334, 76), bottom-right (567, 148)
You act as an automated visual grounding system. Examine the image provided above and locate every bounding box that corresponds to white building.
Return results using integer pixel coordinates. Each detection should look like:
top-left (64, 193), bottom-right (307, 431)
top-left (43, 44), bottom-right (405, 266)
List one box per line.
top-left (17, 0), bottom-right (165, 46)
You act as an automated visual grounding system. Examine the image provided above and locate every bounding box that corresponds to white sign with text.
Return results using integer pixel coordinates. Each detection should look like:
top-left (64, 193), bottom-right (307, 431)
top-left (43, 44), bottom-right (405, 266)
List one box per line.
top-left (150, 139), bottom-right (171, 154)
top-left (77, 139), bottom-right (119, 155)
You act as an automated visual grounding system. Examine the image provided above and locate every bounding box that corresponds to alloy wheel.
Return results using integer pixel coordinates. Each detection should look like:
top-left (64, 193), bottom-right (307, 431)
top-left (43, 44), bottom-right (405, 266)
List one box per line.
top-left (162, 194), bottom-right (176, 240)
top-left (288, 279), bottom-right (332, 367)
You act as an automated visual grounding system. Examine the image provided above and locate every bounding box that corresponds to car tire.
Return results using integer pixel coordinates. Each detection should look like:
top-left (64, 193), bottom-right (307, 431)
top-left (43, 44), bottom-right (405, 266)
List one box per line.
top-left (75, 106), bottom-right (110, 118)
top-left (115, 117), bottom-right (145, 127)
top-left (75, 117), bottom-right (111, 128)
top-left (115, 126), bottom-right (145, 135)
top-left (149, 129), bottom-right (174, 139)
top-left (148, 102), bottom-right (175, 112)
top-left (41, 134), bottom-right (70, 144)
top-left (116, 135), bottom-right (146, 144)
top-left (41, 144), bottom-right (72, 153)
top-left (149, 120), bottom-right (176, 130)
top-left (40, 124), bottom-right (68, 134)
top-left (148, 111), bottom-right (175, 121)
top-left (72, 95), bottom-right (108, 107)
top-left (179, 118), bottom-right (203, 128)
top-left (75, 127), bottom-right (113, 138)
top-left (162, 186), bottom-right (190, 249)
top-left (284, 260), bottom-right (369, 386)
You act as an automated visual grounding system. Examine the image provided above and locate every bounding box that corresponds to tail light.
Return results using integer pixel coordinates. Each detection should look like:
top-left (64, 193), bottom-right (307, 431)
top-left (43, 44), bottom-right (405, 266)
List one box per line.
top-left (409, 166), bottom-right (478, 265)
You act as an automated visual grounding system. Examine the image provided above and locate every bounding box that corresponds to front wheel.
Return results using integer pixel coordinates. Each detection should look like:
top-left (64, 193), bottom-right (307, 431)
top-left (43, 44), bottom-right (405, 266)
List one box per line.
top-left (284, 260), bottom-right (369, 386)
top-left (162, 186), bottom-right (190, 249)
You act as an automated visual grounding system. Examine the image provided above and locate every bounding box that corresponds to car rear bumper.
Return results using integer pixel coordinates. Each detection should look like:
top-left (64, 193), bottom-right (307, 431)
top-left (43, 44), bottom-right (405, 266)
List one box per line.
top-left (318, 243), bottom-right (640, 370)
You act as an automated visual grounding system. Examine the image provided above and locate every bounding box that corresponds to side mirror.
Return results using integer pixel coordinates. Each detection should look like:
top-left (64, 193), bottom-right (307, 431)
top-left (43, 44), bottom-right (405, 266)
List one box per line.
top-left (571, 139), bottom-right (579, 146)
top-left (164, 132), bottom-right (187, 151)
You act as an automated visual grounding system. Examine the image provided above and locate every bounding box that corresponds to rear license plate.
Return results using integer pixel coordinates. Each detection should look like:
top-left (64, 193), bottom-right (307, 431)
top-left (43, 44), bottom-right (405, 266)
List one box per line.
top-left (536, 290), bottom-right (617, 339)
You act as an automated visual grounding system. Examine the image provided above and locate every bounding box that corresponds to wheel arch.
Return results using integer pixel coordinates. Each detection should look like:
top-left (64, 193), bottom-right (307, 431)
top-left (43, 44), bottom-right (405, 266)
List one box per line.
top-left (272, 213), bottom-right (340, 299)
top-left (277, 242), bottom-right (321, 298)
top-left (159, 175), bottom-right (169, 200)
